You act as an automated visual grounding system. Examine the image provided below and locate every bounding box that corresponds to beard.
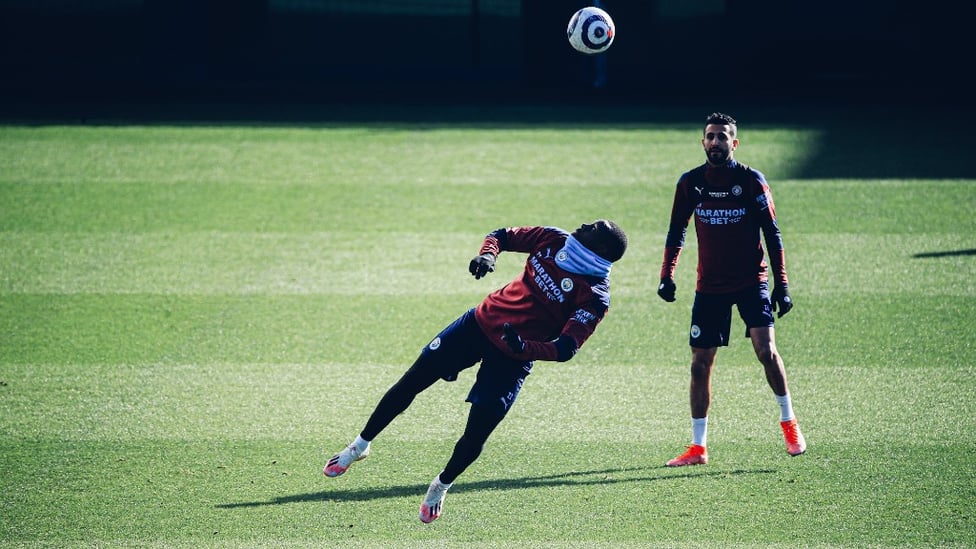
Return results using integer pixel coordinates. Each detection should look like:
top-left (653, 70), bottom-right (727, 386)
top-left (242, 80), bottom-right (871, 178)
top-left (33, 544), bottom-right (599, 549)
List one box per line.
top-left (705, 148), bottom-right (730, 165)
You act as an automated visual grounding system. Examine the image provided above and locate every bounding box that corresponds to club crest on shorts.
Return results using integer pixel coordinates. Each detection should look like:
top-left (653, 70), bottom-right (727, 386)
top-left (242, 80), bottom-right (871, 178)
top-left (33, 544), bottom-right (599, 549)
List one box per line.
top-left (690, 325), bottom-right (701, 338)
top-left (428, 337), bottom-right (441, 351)
top-left (561, 278), bottom-right (574, 292)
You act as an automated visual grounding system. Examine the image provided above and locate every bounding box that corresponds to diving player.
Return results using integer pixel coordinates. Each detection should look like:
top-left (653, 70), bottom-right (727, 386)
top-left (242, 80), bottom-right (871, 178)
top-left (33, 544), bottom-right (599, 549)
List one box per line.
top-left (324, 220), bottom-right (627, 522)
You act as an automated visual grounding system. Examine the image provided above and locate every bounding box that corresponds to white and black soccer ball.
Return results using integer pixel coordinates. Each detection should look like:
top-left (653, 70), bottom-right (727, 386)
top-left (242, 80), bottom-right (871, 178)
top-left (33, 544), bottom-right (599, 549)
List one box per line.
top-left (567, 6), bottom-right (615, 55)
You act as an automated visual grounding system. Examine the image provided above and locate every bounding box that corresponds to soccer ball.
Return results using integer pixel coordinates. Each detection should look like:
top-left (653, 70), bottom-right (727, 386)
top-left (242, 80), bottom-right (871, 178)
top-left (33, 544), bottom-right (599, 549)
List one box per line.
top-left (567, 6), bottom-right (615, 55)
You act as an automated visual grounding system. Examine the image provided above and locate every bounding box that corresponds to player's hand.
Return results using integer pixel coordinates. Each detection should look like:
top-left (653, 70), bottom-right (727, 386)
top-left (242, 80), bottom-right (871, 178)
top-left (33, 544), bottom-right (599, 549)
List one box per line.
top-left (469, 254), bottom-right (495, 279)
top-left (502, 323), bottom-right (525, 354)
top-left (772, 285), bottom-right (793, 318)
top-left (657, 277), bottom-right (677, 302)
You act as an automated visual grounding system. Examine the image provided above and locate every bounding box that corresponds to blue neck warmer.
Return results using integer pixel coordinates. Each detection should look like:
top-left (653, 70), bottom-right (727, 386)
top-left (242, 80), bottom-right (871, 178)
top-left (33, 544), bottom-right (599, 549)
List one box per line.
top-left (556, 235), bottom-right (612, 278)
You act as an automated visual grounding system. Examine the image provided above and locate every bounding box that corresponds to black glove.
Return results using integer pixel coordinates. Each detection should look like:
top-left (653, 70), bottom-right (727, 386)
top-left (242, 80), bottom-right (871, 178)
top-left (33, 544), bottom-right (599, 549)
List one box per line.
top-left (771, 285), bottom-right (793, 318)
top-left (657, 277), bottom-right (677, 302)
top-left (501, 323), bottom-right (525, 354)
top-left (469, 253), bottom-right (495, 279)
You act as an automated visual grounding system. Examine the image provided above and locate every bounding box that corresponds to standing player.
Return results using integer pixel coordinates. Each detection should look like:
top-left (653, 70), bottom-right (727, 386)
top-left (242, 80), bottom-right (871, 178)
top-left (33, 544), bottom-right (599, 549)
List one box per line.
top-left (657, 112), bottom-right (806, 466)
top-left (324, 220), bottom-right (627, 522)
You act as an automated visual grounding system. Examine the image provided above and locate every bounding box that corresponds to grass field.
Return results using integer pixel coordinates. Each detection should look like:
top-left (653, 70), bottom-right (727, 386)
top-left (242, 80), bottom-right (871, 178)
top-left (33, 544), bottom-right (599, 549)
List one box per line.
top-left (1, 103), bottom-right (974, 548)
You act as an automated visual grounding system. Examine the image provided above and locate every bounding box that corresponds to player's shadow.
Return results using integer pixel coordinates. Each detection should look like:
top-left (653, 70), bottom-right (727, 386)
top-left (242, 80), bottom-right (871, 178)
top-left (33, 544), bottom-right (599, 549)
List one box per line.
top-left (215, 466), bottom-right (776, 509)
top-left (912, 249), bottom-right (976, 258)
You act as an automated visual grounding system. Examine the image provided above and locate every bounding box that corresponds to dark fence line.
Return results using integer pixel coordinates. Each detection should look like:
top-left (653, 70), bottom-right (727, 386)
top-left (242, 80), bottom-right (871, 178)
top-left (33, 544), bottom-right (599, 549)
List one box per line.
top-left (0, 0), bottom-right (963, 103)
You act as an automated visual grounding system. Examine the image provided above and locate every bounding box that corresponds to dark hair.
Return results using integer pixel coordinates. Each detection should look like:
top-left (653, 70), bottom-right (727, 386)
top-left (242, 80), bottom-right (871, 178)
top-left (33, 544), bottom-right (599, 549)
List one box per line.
top-left (704, 112), bottom-right (737, 136)
top-left (601, 221), bottom-right (628, 262)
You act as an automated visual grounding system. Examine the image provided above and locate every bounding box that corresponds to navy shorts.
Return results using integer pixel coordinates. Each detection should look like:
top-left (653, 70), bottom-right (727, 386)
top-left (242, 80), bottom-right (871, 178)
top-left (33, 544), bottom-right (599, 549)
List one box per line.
top-left (417, 308), bottom-right (532, 413)
top-left (689, 282), bottom-right (774, 348)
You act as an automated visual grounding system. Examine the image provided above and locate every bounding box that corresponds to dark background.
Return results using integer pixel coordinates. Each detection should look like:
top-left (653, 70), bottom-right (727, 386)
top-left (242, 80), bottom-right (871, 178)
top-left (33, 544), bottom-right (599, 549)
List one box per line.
top-left (0, 0), bottom-right (964, 107)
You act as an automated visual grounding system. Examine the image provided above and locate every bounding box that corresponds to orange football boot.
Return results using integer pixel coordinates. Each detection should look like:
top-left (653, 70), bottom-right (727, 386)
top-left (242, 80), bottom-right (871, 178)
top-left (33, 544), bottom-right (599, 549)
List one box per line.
top-left (666, 444), bottom-right (708, 467)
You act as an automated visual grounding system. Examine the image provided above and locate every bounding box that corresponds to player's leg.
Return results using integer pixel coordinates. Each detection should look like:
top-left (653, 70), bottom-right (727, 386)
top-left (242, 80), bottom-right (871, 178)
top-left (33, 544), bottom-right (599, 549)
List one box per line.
top-left (750, 326), bottom-right (805, 455)
top-left (739, 282), bottom-right (786, 394)
top-left (666, 346), bottom-right (716, 466)
top-left (689, 346), bottom-right (717, 419)
top-left (749, 326), bottom-right (787, 396)
top-left (323, 354), bottom-right (443, 477)
top-left (442, 399), bottom-right (508, 483)
top-left (420, 349), bottom-right (529, 523)
top-left (325, 309), bottom-right (484, 478)
top-left (420, 402), bottom-right (507, 524)
top-left (667, 292), bottom-right (731, 467)
top-left (741, 284), bottom-right (806, 456)
top-left (359, 354), bottom-right (445, 441)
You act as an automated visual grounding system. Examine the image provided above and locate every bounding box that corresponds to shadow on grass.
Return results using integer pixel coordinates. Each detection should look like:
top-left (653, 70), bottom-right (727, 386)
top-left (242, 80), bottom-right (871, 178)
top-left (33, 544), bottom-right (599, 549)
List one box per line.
top-left (215, 465), bottom-right (776, 509)
top-left (912, 249), bottom-right (976, 258)
top-left (1, 100), bottom-right (971, 180)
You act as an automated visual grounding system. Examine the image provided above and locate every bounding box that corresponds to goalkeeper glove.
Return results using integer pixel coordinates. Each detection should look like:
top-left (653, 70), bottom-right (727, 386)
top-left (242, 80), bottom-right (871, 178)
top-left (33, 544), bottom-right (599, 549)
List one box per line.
top-left (501, 323), bottom-right (525, 354)
top-left (657, 277), bottom-right (677, 302)
top-left (771, 285), bottom-right (793, 318)
top-left (469, 253), bottom-right (495, 279)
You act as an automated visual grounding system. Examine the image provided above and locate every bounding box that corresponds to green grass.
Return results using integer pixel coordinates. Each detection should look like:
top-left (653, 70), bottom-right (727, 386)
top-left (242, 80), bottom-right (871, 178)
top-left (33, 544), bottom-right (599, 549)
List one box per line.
top-left (1, 105), bottom-right (975, 548)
